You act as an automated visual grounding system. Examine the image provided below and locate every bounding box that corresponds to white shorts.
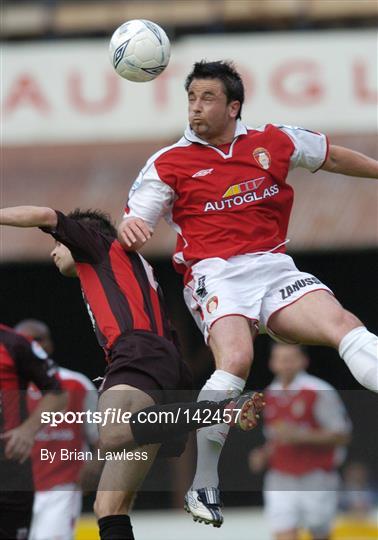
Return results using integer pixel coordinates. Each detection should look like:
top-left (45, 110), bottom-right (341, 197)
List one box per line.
top-left (264, 470), bottom-right (340, 535)
top-left (29, 485), bottom-right (82, 540)
top-left (184, 252), bottom-right (332, 342)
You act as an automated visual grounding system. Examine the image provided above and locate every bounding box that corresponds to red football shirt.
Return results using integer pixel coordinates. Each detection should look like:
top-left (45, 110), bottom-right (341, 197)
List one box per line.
top-left (264, 372), bottom-right (350, 475)
top-left (125, 121), bottom-right (328, 278)
top-left (28, 367), bottom-right (98, 491)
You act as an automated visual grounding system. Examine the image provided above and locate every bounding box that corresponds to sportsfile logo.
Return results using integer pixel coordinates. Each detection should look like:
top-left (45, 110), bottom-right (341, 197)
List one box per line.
top-left (204, 176), bottom-right (279, 212)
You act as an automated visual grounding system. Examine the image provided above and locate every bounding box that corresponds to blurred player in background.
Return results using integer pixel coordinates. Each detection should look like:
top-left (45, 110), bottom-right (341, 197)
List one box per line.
top-left (118, 59), bottom-right (378, 526)
top-left (339, 461), bottom-right (377, 519)
top-left (249, 343), bottom-right (351, 540)
top-left (15, 319), bottom-right (99, 540)
top-left (0, 324), bottom-right (66, 540)
top-left (0, 206), bottom-right (263, 539)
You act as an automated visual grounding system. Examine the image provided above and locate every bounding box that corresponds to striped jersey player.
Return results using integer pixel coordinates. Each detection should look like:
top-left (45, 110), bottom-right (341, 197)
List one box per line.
top-left (1, 205), bottom-right (267, 539)
top-left (0, 324), bottom-right (65, 539)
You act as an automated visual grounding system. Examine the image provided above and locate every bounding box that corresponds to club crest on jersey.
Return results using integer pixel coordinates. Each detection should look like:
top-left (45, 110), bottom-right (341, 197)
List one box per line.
top-left (206, 296), bottom-right (218, 314)
top-left (291, 399), bottom-right (306, 417)
top-left (253, 147), bottom-right (271, 170)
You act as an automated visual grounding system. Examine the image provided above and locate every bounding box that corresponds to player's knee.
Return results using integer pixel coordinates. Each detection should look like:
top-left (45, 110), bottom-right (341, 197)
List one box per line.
top-left (331, 309), bottom-right (362, 345)
top-left (94, 491), bottom-right (135, 518)
top-left (340, 309), bottom-right (362, 329)
top-left (219, 348), bottom-right (253, 378)
top-left (99, 427), bottom-right (133, 453)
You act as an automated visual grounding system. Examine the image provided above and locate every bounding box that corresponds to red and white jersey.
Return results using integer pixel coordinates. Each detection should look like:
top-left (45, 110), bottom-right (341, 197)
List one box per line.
top-left (125, 121), bottom-right (328, 278)
top-left (28, 367), bottom-right (98, 491)
top-left (264, 372), bottom-right (351, 476)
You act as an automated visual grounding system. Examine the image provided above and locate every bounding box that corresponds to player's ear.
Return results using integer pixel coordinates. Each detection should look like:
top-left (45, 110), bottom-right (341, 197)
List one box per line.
top-left (229, 100), bottom-right (240, 119)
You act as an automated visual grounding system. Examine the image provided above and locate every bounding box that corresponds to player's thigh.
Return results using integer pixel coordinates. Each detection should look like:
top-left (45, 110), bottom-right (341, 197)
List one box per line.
top-left (264, 488), bottom-right (300, 538)
top-left (208, 315), bottom-right (257, 379)
top-left (94, 443), bottom-right (160, 517)
top-left (300, 472), bottom-right (339, 538)
top-left (301, 489), bottom-right (338, 538)
top-left (98, 383), bottom-right (155, 450)
top-left (30, 488), bottom-right (81, 540)
top-left (183, 255), bottom-right (262, 347)
top-left (267, 290), bottom-right (362, 348)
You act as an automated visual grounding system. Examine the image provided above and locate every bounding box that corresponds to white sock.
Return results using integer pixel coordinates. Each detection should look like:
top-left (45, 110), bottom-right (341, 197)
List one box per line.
top-left (191, 369), bottom-right (246, 490)
top-left (339, 326), bottom-right (378, 392)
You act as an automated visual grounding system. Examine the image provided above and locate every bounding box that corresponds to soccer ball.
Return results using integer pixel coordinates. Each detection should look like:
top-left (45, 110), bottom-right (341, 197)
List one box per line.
top-left (109, 19), bottom-right (171, 82)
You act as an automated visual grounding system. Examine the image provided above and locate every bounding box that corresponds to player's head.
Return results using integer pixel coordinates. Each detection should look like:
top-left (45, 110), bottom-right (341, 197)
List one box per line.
top-left (185, 60), bottom-right (244, 140)
top-left (67, 209), bottom-right (117, 238)
top-left (50, 209), bottom-right (117, 277)
top-left (14, 319), bottom-right (54, 355)
top-left (268, 343), bottom-right (309, 382)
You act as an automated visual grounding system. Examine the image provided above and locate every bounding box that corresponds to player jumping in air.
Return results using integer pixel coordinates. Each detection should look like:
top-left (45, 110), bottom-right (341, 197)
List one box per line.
top-left (0, 206), bottom-right (264, 539)
top-left (117, 60), bottom-right (378, 527)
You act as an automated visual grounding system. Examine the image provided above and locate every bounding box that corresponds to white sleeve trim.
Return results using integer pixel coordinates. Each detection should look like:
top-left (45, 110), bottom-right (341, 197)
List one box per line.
top-left (314, 388), bottom-right (352, 433)
top-left (124, 138), bottom-right (191, 229)
top-left (125, 161), bottom-right (175, 229)
top-left (278, 125), bottom-right (328, 173)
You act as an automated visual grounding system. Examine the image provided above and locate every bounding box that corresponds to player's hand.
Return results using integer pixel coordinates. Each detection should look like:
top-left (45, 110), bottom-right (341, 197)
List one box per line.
top-left (270, 422), bottom-right (305, 444)
top-left (0, 425), bottom-right (35, 463)
top-left (118, 217), bottom-right (153, 250)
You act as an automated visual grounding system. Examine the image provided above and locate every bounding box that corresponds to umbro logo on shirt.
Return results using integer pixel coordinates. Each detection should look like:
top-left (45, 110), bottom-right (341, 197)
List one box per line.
top-left (192, 168), bottom-right (214, 178)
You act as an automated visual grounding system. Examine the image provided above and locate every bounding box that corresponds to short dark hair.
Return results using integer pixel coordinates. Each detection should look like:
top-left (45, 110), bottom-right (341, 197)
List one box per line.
top-left (67, 208), bottom-right (117, 238)
top-left (185, 60), bottom-right (245, 119)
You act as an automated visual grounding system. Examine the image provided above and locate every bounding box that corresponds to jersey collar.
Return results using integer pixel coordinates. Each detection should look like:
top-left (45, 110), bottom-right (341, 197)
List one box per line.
top-left (184, 119), bottom-right (248, 146)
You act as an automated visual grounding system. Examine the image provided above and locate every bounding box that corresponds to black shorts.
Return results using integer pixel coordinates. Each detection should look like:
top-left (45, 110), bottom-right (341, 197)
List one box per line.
top-left (0, 457), bottom-right (34, 491)
top-left (101, 331), bottom-right (193, 403)
top-left (100, 331), bottom-right (193, 458)
top-left (0, 490), bottom-right (34, 539)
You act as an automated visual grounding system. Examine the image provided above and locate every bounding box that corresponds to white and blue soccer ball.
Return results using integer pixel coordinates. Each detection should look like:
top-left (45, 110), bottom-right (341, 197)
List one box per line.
top-left (109, 19), bottom-right (171, 82)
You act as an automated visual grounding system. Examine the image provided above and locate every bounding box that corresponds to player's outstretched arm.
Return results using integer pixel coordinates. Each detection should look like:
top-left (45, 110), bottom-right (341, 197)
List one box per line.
top-left (118, 216), bottom-right (153, 251)
top-left (0, 206), bottom-right (58, 228)
top-left (322, 145), bottom-right (378, 179)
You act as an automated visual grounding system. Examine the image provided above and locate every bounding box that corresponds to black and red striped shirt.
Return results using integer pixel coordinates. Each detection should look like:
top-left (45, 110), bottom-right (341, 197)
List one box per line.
top-left (43, 212), bottom-right (177, 358)
top-left (0, 324), bottom-right (61, 454)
